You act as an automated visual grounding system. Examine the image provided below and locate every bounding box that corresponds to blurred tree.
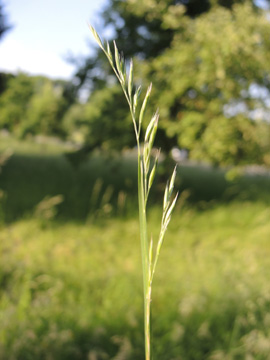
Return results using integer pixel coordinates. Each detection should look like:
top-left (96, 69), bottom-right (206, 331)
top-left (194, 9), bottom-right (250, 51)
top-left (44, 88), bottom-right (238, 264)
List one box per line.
top-left (0, 73), bottom-right (68, 137)
top-left (62, 102), bottom-right (86, 144)
top-left (22, 80), bottom-right (67, 137)
top-left (144, 3), bottom-right (270, 165)
top-left (63, 85), bottom-right (134, 150)
top-left (83, 85), bottom-right (134, 150)
top-left (68, 0), bottom-right (270, 165)
top-left (0, 72), bottom-right (13, 95)
top-left (0, 73), bottom-right (35, 133)
top-left (0, 1), bottom-right (13, 95)
top-left (74, 0), bottom-right (262, 92)
top-left (0, 0), bottom-right (12, 40)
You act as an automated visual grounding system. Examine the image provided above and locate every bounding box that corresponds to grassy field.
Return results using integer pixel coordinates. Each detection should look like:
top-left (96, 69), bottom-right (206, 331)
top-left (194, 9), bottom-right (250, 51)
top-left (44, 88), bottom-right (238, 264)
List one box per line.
top-left (1, 136), bottom-right (270, 359)
top-left (1, 135), bottom-right (269, 222)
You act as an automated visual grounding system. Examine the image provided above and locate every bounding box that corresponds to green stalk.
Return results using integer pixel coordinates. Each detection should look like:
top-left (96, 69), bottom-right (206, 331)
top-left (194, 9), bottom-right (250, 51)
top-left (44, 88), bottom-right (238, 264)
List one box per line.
top-left (138, 152), bottom-right (150, 360)
top-left (89, 26), bottom-right (178, 360)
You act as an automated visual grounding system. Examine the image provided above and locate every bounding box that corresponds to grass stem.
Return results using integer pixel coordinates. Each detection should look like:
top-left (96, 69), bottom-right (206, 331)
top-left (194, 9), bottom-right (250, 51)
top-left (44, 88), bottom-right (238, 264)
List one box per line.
top-left (90, 26), bottom-right (178, 360)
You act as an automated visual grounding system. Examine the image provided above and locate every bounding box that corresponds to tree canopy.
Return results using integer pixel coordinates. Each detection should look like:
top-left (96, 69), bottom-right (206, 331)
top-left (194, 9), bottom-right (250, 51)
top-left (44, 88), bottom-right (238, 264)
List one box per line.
top-left (0, 1), bottom-right (12, 40)
top-left (69, 0), bottom-right (270, 166)
top-left (1, 0), bottom-right (270, 167)
top-left (0, 74), bottom-right (68, 137)
top-left (142, 2), bottom-right (270, 165)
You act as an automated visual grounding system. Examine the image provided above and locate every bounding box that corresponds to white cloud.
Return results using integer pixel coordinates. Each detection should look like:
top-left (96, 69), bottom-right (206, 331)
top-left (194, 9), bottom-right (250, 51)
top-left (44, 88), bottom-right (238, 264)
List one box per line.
top-left (0, 38), bottom-right (74, 79)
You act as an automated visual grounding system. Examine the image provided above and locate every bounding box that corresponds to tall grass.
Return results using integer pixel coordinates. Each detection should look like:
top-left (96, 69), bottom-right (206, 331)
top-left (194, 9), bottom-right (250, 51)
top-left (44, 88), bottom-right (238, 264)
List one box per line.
top-left (1, 202), bottom-right (270, 359)
top-left (90, 27), bottom-right (178, 360)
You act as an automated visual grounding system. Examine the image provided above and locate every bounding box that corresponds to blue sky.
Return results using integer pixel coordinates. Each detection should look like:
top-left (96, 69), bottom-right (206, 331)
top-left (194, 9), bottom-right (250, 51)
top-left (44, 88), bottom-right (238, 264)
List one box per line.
top-left (0, 0), bottom-right (108, 79)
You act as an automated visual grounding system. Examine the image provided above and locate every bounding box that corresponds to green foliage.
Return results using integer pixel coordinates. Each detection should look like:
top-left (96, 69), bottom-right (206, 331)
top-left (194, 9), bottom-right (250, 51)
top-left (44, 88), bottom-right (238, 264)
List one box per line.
top-left (1, 201), bottom-right (270, 358)
top-left (22, 80), bottom-right (67, 137)
top-left (0, 72), bottom-right (13, 95)
top-left (0, 138), bottom-right (139, 222)
top-left (142, 2), bottom-right (270, 165)
top-left (62, 103), bottom-right (86, 144)
top-left (1, 137), bottom-right (270, 359)
top-left (0, 73), bottom-right (36, 133)
top-left (0, 73), bottom-right (68, 137)
top-left (1, 136), bottom-right (270, 222)
top-left (2, 1), bottom-right (270, 166)
top-left (62, 85), bottom-right (133, 149)
top-left (67, 0), bottom-right (270, 165)
top-left (34, 194), bottom-right (64, 223)
top-left (83, 85), bottom-right (133, 150)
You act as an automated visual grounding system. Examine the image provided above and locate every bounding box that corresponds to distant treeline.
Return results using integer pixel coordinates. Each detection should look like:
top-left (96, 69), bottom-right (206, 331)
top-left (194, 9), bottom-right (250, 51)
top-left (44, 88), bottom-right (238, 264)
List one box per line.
top-left (1, 0), bottom-right (270, 167)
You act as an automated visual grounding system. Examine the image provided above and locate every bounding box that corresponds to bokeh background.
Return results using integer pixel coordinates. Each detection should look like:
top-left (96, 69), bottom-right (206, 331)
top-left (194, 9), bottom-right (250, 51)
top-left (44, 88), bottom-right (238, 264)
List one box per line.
top-left (1, 0), bottom-right (270, 359)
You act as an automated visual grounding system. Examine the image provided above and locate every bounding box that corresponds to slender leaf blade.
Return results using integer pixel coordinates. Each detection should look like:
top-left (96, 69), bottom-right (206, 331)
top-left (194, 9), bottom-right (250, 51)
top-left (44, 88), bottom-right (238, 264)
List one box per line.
top-left (139, 83), bottom-right (152, 131)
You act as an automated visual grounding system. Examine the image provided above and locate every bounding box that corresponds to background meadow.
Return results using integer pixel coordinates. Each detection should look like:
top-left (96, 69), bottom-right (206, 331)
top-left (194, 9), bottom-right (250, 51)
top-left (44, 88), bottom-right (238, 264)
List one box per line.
top-left (1, 0), bottom-right (270, 358)
top-left (0, 136), bottom-right (270, 359)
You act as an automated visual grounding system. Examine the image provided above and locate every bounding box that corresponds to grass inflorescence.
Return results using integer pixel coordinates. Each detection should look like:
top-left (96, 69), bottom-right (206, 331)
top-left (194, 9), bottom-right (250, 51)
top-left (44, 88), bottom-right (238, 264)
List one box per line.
top-left (90, 26), bottom-right (178, 360)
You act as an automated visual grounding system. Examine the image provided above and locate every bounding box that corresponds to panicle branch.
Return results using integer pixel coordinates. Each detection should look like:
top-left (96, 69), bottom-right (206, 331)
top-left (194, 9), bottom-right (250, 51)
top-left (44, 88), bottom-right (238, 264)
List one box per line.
top-left (90, 26), bottom-right (179, 360)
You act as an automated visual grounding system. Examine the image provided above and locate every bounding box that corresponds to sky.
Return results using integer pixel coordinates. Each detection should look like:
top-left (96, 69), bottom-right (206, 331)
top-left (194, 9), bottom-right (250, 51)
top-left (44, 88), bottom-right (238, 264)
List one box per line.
top-left (0, 0), bottom-right (108, 79)
top-left (2, 0), bottom-right (269, 81)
